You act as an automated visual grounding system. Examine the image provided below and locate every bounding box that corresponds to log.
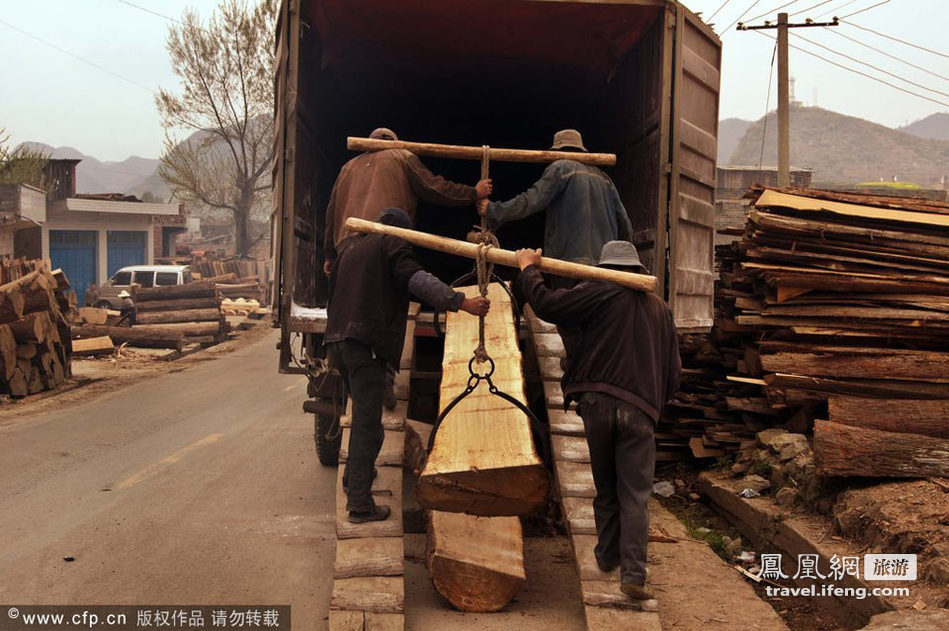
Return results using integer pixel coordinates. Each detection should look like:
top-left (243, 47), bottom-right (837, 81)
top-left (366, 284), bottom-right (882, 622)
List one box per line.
top-left (72, 336), bottom-right (116, 357)
top-left (136, 297), bottom-right (221, 312)
top-left (0, 324), bottom-right (16, 381)
top-left (1, 271), bottom-right (57, 319)
top-left (427, 511), bottom-right (525, 612)
top-left (143, 321), bottom-right (223, 336)
top-left (813, 420), bottom-right (949, 478)
top-left (71, 324), bottom-right (184, 350)
top-left (136, 308), bottom-right (223, 325)
top-left (346, 217), bottom-right (657, 293)
top-left (78, 307), bottom-right (110, 325)
top-left (0, 283), bottom-right (25, 323)
top-left (348, 136), bottom-right (616, 166)
top-left (8, 312), bottom-right (52, 343)
top-left (132, 280), bottom-right (217, 302)
top-left (418, 283), bottom-right (549, 516)
top-left (759, 348), bottom-right (949, 383)
top-left (827, 397), bottom-right (949, 439)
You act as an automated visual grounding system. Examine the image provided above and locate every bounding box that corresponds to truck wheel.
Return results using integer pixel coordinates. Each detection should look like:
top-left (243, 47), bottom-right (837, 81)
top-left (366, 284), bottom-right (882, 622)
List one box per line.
top-left (315, 413), bottom-right (342, 466)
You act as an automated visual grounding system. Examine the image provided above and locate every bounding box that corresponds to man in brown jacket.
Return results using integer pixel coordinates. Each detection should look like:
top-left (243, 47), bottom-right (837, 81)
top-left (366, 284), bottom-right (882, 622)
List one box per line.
top-left (515, 241), bottom-right (681, 604)
top-left (323, 127), bottom-right (492, 274)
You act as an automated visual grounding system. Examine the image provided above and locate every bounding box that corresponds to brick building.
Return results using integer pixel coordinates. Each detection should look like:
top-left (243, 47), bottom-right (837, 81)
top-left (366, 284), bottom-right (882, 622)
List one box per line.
top-left (715, 166), bottom-right (813, 245)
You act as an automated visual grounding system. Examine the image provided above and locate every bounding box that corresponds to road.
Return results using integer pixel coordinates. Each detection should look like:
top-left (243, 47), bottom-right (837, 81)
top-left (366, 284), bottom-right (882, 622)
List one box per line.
top-left (0, 331), bottom-right (335, 629)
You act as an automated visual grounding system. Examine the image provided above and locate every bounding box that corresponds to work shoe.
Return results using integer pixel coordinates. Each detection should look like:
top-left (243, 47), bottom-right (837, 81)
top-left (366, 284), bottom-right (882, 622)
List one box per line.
top-left (342, 466), bottom-right (378, 489)
top-left (621, 582), bottom-right (656, 601)
top-left (348, 505), bottom-right (391, 523)
top-left (596, 558), bottom-right (619, 573)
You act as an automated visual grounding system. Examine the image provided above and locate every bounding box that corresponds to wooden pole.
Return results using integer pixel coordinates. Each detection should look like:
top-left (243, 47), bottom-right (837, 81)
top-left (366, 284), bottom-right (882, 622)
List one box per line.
top-left (777, 12), bottom-right (790, 187)
top-left (345, 217), bottom-right (657, 293)
top-left (347, 137), bottom-right (617, 167)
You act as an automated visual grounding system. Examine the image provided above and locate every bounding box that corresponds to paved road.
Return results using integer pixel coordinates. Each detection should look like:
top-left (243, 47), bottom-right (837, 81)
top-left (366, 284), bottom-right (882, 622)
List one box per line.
top-left (0, 331), bottom-right (335, 630)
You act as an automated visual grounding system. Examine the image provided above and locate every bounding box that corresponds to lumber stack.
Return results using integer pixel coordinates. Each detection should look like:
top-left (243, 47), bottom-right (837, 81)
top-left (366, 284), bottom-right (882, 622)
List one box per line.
top-left (132, 280), bottom-right (229, 345)
top-left (671, 187), bottom-right (949, 477)
top-left (0, 264), bottom-right (74, 398)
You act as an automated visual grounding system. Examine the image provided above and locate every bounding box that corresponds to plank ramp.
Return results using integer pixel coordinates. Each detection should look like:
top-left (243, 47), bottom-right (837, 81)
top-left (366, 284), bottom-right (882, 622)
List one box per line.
top-left (524, 306), bottom-right (661, 631)
top-left (329, 309), bottom-right (418, 631)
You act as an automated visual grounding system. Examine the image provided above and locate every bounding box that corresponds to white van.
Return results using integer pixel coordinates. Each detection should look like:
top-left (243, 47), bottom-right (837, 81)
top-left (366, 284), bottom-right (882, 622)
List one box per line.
top-left (95, 265), bottom-right (193, 308)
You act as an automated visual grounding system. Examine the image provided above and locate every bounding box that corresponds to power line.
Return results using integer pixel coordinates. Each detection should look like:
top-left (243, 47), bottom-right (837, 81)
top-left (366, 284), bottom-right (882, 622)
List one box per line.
top-left (790, 0), bottom-right (835, 17)
top-left (815, 0), bottom-right (860, 19)
top-left (725, 0), bottom-right (765, 31)
top-left (0, 18), bottom-right (153, 93)
top-left (823, 26), bottom-right (949, 83)
top-left (792, 31), bottom-right (949, 98)
top-left (746, 1), bottom-right (800, 25)
top-left (752, 30), bottom-right (949, 108)
top-left (840, 0), bottom-right (891, 19)
top-left (708, 0), bottom-right (735, 21)
top-left (842, 20), bottom-right (949, 60)
top-left (115, 0), bottom-right (188, 27)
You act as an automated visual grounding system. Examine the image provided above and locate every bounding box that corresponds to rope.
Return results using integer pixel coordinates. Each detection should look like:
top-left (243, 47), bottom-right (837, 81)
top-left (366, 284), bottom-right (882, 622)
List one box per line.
top-left (472, 144), bottom-right (497, 366)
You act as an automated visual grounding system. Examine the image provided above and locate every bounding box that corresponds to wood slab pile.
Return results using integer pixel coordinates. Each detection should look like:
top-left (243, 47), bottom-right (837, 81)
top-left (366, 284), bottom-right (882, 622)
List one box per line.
top-left (671, 187), bottom-right (949, 477)
top-left (0, 264), bottom-right (74, 398)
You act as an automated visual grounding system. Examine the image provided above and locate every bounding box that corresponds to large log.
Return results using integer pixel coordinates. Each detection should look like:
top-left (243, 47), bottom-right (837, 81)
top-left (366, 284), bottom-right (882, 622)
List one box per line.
top-left (1, 271), bottom-right (57, 319)
top-left (8, 312), bottom-right (52, 343)
top-left (78, 307), bottom-right (110, 325)
top-left (418, 283), bottom-right (549, 516)
top-left (132, 280), bottom-right (217, 302)
top-left (348, 136), bottom-right (617, 166)
top-left (759, 348), bottom-right (949, 382)
top-left (813, 420), bottom-right (949, 478)
top-left (135, 297), bottom-right (221, 312)
top-left (345, 217), bottom-right (657, 293)
top-left (143, 321), bottom-right (223, 336)
top-left (71, 324), bottom-right (184, 350)
top-left (136, 308), bottom-right (223, 325)
top-left (0, 283), bottom-right (25, 323)
top-left (828, 397), bottom-right (949, 439)
top-left (0, 324), bottom-right (16, 381)
top-left (427, 511), bottom-right (525, 612)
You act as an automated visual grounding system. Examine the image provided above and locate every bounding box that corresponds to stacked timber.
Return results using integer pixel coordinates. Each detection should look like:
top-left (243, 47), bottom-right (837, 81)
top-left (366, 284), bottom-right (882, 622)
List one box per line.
top-left (0, 265), bottom-right (74, 398)
top-left (675, 187), bottom-right (949, 477)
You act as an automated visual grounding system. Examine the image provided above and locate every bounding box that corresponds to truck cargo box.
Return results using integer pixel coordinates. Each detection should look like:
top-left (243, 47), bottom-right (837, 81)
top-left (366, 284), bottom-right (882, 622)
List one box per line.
top-left (273, 0), bottom-right (721, 350)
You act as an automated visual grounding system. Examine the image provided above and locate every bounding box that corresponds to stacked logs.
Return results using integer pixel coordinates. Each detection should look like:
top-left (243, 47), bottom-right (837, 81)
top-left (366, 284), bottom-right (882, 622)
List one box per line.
top-left (666, 187), bottom-right (949, 478)
top-left (71, 280), bottom-right (229, 351)
top-left (1, 266), bottom-right (74, 398)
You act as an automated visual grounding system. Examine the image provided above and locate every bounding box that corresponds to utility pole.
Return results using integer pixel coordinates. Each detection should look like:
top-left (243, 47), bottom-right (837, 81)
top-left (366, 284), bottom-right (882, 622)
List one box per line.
top-left (738, 15), bottom-right (838, 187)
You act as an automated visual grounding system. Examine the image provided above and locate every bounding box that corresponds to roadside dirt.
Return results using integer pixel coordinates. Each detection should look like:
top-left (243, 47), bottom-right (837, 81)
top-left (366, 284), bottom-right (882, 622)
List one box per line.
top-left (0, 322), bottom-right (275, 423)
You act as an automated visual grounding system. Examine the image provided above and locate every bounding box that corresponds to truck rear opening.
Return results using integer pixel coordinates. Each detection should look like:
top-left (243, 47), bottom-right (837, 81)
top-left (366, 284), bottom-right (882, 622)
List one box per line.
top-left (275, 0), bottom-right (720, 333)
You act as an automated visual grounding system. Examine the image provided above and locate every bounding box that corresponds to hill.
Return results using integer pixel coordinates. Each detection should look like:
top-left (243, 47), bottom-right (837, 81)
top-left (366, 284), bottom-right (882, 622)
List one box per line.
top-left (729, 106), bottom-right (949, 186)
top-left (899, 112), bottom-right (949, 141)
top-left (21, 142), bottom-right (163, 198)
top-left (717, 118), bottom-right (751, 164)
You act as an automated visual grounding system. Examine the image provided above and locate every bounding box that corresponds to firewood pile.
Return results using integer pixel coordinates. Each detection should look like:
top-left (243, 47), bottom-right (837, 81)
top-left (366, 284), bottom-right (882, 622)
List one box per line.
top-left (663, 188), bottom-right (949, 478)
top-left (1, 257), bottom-right (41, 284)
top-left (71, 280), bottom-right (229, 351)
top-left (1, 263), bottom-right (75, 398)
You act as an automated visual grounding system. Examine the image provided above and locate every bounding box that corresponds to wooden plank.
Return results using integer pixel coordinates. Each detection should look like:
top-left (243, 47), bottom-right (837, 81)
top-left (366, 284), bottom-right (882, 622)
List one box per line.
top-left (71, 336), bottom-right (115, 357)
top-left (548, 409), bottom-right (585, 436)
top-left (335, 466), bottom-right (402, 540)
top-left (814, 419), bottom-right (949, 478)
top-left (327, 610), bottom-right (364, 631)
top-left (543, 379), bottom-right (565, 408)
top-left (427, 511), bottom-right (525, 613)
top-left (532, 333), bottom-right (566, 358)
top-left (348, 136), bottom-right (616, 166)
top-left (572, 534), bottom-right (618, 581)
top-left (828, 397), bottom-right (949, 439)
top-left (334, 538), bottom-right (403, 579)
top-left (339, 401), bottom-right (407, 431)
top-left (340, 429), bottom-right (404, 466)
top-left (329, 577), bottom-right (403, 614)
top-left (584, 606), bottom-right (661, 631)
top-left (756, 189), bottom-right (949, 229)
top-left (561, 497), bottom-right (597, 535)
top-left (418, 283), bottom-right (549, 516)
top-left (552, 434), bottom-right (591, 463)
top-left (581, 580), bottom-right (656, 610)
top-left (555, 460), bottom-right (596, 498)
top-left (759, 349), bottom-right (949, 382)
top-left (364, 613), bottom-right (403, 631)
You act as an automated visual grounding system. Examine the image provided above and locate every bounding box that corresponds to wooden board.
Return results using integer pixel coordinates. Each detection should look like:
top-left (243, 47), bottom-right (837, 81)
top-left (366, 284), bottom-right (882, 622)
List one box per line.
top-left (418, 283), bottom-right (549, 516)
top-left (334, 538), bottom-right (403, 579)
top-left (427, 510), bottom-right (525, 612)
top-left (814, 419), bottom-right (949, 478)
top-left (756, 189), bottom-right (949, 229)
top-left (71, 336), bottom-right (115, 357)
top-left (339, 428), bottom-right (404, 466)
top-left (335, 465), bottom-right (402, 540)
top-left (828, 396), bottom-right (949, 439)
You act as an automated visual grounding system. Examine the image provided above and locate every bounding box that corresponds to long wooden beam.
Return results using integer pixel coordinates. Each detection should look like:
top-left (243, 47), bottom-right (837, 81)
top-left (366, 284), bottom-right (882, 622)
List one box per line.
top-left (347, 137), bottom-right (617, 167)
top-left (345, 217), bottom-right (657, 293)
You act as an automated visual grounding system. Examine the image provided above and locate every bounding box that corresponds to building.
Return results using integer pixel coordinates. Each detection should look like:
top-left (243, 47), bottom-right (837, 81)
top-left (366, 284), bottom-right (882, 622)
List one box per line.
top-left (0, 158), bottom-right (185, 295)
top-left (715, 166), bottom-right (813, 245)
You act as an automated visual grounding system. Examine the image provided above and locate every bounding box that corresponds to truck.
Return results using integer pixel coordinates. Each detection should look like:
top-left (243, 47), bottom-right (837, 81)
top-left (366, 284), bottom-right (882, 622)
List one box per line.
top-left (271, 0), bottom-right (721, 462)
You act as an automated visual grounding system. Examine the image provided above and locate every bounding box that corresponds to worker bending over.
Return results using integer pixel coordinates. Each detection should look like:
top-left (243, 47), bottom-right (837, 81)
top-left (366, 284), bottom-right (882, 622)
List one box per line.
top-left (324, 127), bottom-right (492, 274)
top-left (515, 242), bottom-right (681, 602)
top-left (325, 208), bottom-right (490, 523)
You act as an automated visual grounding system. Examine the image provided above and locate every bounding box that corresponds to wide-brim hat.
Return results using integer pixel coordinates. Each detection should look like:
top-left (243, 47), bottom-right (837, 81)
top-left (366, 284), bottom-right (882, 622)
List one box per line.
top-left (598, 240), bottom-right (648, 274)
top-left (370, 127), bottom-right (398, 141)
top-left (551, 129), bottom-right (587, 152)
top-left (117, 290), bottom-right (131, 298)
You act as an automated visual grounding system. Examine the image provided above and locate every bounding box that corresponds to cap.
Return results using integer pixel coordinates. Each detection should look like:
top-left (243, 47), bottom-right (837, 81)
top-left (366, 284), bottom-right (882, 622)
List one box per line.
top-left (370, 127), bottom-right (398, 141)
top-left (551, 129), bottom-right (587, 152)
top-left (597, 240), bottom-right (648, 273)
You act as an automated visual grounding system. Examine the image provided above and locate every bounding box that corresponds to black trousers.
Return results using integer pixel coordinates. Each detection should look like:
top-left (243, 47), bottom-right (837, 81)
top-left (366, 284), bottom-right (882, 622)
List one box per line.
top-left (327, 339), bottom-right (386, 513)
top-left (577, 391), bottom-right (656, 585)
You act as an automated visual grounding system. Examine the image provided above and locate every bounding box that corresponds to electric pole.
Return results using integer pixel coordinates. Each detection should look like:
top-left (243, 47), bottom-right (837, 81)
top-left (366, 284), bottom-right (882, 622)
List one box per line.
top-left (738, 14), bottom-right (838, 187)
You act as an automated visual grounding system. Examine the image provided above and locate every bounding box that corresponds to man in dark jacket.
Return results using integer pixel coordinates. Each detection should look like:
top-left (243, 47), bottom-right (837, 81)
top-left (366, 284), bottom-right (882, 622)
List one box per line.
top-left (325, 207), bottom-right (490, 523)
top-left (515, 241), bottom-right (681, 602)
top-left (324, 127), bottom-right (492, 274)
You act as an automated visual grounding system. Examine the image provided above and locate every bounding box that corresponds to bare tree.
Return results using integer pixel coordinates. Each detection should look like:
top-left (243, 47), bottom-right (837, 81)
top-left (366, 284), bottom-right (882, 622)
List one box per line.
top-left (0, 129), bottom-right (48, 189)
top-left (156, 0), bottom-right (275, 255)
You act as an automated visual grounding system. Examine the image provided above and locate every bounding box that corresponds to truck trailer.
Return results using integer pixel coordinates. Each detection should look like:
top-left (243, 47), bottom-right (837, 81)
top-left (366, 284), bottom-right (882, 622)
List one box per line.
top-left (271, 0), bottom-right (721, 460)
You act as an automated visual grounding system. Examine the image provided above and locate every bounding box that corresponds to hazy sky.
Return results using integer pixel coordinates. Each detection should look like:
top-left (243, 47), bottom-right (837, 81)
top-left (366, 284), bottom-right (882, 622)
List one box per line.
top-left (1, 0), bottom-right (947, 161)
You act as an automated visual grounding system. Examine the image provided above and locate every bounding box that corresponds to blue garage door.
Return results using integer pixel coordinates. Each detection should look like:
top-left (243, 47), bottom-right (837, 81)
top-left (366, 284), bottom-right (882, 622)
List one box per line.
top-left (49, 230), bottom-right (97, 299)
top-left (107, 231), bottom-right (146, 277)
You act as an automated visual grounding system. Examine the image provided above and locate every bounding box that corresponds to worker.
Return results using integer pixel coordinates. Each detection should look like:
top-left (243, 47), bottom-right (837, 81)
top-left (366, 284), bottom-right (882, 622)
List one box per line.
top-left (479, 129), bottom-right (633, 361)
top-left (84, 282), bottom-right (100, 307)
top-left (323, 127), bottom-right (492, 275)
top-left (514, 242), bottom-right (681, 603)
top-left (325, 207), bottom-right (490, 524)
top-left (117, 290), bottom-right (136, 326)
